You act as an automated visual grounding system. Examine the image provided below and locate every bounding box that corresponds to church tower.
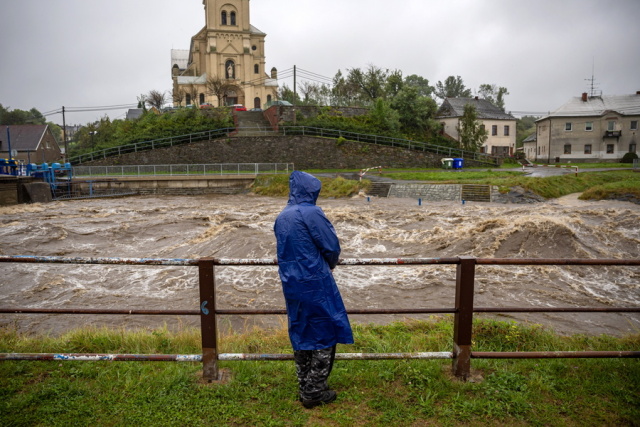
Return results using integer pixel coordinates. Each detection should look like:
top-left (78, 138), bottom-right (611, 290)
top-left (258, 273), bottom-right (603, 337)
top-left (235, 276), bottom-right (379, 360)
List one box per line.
top-left (171, 0), bottom-right (278, 109)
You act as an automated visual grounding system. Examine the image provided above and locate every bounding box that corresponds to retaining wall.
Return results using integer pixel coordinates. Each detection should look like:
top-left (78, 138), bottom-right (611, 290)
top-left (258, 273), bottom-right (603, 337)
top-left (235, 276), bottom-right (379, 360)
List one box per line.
top-left (78, 135), bottom-right (472, 170)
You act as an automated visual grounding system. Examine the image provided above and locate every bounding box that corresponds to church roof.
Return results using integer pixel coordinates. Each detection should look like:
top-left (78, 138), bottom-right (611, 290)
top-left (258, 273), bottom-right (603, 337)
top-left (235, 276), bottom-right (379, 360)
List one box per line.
top-left (436, 98), bottom-right (515, 120)
top-left (250, 25), bottom-right (266, 35)
top-left (171, 49), bottom-right (190, 70)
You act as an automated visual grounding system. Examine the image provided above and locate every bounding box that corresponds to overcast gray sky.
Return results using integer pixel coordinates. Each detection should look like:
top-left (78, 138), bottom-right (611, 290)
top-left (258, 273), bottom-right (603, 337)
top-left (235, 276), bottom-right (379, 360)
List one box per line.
top-left (1, 0), bottom-right (639, 125)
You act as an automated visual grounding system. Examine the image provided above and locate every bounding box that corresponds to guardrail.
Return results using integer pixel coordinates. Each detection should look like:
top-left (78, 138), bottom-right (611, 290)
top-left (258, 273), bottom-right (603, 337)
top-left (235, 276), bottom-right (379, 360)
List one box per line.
top-left (1, 255), bottom-right (638, 382)
top-left (68, 128), bottom-right (235, 165)
top-left (73, 163), bottom-right (295, 178)
top-left (280, 126), bottom-right (499, 166)
top-left (68, 125), bottom-right (500, 167)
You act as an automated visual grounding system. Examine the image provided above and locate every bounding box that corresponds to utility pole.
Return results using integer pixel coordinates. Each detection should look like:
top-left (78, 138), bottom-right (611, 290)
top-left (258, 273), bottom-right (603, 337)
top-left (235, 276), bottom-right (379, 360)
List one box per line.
top-left (62, 106), bottom-right (68, 163)
top-left (293, 65), bottom-right (297, 125)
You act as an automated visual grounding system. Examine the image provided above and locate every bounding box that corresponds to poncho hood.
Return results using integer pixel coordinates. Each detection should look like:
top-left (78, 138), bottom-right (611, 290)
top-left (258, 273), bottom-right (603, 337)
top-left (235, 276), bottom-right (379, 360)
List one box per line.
top-left (288, 171), bottom-right (320, 205)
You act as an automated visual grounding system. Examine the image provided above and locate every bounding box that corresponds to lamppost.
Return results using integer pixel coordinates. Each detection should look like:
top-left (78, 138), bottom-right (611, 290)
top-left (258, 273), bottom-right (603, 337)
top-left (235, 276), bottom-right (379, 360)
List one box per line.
top-left (89, 131), bottom-right (97, 149)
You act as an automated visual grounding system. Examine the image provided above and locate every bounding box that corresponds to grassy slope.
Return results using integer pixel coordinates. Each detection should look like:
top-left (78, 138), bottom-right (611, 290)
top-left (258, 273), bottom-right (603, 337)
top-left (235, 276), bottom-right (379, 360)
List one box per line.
top-left (1, 319), bottom-right (638, 426)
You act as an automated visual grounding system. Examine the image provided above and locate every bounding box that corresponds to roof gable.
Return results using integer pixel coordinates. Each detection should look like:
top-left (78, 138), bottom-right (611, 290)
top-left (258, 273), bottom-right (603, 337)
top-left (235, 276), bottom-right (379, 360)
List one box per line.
top-left (436, 98), bottom-right (515, 120)
top-left (0, 125), bottom-right (49, 151)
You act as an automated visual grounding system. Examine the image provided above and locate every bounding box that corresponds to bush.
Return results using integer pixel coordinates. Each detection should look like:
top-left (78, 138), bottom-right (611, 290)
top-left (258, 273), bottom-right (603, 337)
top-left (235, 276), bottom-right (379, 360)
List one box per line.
top-left (621, 152), bottom-right (638, 163)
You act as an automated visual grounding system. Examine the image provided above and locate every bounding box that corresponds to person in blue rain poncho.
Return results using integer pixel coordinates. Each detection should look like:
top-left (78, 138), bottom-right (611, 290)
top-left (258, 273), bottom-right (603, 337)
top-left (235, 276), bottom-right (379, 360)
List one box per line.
top-left (274, 171), bottom-right (354, 409)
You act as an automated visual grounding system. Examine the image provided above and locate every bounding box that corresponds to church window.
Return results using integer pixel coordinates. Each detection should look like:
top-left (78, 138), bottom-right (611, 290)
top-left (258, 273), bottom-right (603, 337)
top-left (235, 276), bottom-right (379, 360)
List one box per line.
top-left (230, 12), bottom-right (236, 25)
top-left (254, 64), bottom-right (259, 74)
top-left (221, 11), bottom-right (227, 25)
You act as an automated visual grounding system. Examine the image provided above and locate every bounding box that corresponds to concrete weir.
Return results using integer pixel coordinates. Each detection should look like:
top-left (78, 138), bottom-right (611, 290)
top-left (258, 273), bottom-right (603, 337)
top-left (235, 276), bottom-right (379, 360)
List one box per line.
top-left (75, 175), bottom-right (256, 196)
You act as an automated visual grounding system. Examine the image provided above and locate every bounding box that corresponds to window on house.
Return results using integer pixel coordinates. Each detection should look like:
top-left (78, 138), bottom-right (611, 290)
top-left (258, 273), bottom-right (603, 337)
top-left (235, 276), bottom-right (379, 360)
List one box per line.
top-left (221, 11), bottom-right (227, 25)
top-left (537, 147), bottom-right (540, 155)
top-left (608, 121), bottom-right (616, 131)
top-left (631, 120), bottom-right (638, 130)
top-left (565, 122), bottom-right (572, 131)
top-left (564, 144), bottom-right (571, 154)
top-left (254, 64), bottom-right (259, 74)
top-left (630, 144), bottom-right (637, 153)
top-left (230, 12), bottom-right (236, 25)
top-left (480, 124), bottom-right (485, 133)
top-left (504, 125), bottom-right (510, 136)
top-left (607, 144), bottom-right (615, 154)
top-left (186, 94), bottom-right (192, 105)
top-left (492, 125), bottom-right (497, 136)
top-left (584, 144), bottom-right (592, 154)
top-left (199, 93), bottom-right (205, 105)
top-left (585, 122), bottom-right (593, 131)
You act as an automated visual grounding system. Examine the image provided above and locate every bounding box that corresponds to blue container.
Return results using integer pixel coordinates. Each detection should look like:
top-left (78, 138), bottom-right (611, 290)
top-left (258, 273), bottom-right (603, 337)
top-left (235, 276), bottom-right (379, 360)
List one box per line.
top-left (452, 158), bottom-right (464, 169)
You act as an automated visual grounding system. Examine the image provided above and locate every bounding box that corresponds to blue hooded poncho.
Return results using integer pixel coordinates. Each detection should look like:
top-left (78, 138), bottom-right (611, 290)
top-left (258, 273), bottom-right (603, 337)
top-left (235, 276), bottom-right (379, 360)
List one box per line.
top-left (274, 171), bottom-right (354, 351)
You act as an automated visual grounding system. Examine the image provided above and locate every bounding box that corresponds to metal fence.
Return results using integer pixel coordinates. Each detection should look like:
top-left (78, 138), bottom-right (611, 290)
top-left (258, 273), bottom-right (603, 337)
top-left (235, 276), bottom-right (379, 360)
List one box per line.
top-left (1, 255), bottom-right (638, 382)
top-left (281, 126), bottom-right (500, 166)
top-left (68, 125), bottom-right (500, 167)
top-left (73, 163), bottom-right (295, 178)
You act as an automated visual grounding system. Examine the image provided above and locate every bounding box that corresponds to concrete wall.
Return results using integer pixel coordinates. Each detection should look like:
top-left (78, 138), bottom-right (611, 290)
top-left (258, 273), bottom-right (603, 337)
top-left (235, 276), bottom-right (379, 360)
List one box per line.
top-left (80, 135), bottom-right (486, 170)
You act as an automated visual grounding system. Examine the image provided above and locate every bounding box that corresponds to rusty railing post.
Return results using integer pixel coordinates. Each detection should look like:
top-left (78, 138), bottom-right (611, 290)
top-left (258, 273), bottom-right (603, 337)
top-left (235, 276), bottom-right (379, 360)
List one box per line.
top-left (452, 256), bottom-right (476, 380)
top-left (198, 258), bottom-right (218, 382)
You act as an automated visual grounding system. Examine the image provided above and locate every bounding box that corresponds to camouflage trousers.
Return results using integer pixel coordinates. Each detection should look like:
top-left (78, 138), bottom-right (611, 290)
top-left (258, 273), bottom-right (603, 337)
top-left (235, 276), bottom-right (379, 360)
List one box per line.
top-left (293, 345), bottom-right (337, 401)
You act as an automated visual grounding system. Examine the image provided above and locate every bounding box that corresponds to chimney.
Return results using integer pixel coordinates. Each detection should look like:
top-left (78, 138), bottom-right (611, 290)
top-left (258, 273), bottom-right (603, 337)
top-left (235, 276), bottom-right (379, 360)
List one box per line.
top-left (474, 96), bottom-right (479, 100)
top-left (636, 91), bottom-right (640, 95)
top-left (581, 93), bottom-right (588, 102)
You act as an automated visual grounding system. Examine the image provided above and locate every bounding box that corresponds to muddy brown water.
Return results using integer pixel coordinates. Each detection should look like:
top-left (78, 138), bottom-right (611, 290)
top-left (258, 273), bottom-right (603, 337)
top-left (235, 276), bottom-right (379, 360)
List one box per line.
top-left (1, 193), bottom-right (639, 337)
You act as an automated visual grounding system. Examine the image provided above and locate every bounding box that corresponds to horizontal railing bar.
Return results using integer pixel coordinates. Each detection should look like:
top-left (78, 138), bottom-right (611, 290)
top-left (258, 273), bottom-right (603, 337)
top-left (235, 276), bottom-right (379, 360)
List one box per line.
top-left (472, 351), bottom-right (640, 359)
top-left (474, 307), bottom-right (640, 313)
top-left (5, 255), bottom-right (640, 266)
top-left (0, 308), bottom-right (199, 315)
top-left (476, 258), bottom-right (640, 266)
top-left (2, 256), bottom-right (640, 267)
top-left (0, 256), bottom-right (198, 266)
top-left (0, 352), bottom-right (454, 362)
top-left (5, 307), bottom-right (638, 316)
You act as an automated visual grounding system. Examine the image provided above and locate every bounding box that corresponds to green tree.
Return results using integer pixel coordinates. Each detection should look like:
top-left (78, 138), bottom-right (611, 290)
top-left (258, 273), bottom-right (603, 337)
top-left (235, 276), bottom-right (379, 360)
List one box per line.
top-left (456, 104), bottom-right (488, 151)
top-left (0, 104), bottom-right (46, 125)
top-left (346, 65), bottom-right (389, 103)
top-left (390, 86), bottom-right (439, 138)
top-left (478, 83), bottom-right (509, 111)
top-left (404, 74), bottom-right (435, 98)
top-left (434, 75), bottom-right (472, 100)
top-left (385, 70), bottom-right (404, 98)
top-left (368, 98), bottom-right (400, 133)
top-left (278, 84), bottom-right (300, 104)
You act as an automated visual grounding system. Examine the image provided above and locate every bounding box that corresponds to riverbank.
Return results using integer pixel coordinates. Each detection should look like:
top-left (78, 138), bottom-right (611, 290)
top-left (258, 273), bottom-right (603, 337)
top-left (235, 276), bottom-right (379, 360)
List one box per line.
top-left (1, 318), bottom-right (638, 426)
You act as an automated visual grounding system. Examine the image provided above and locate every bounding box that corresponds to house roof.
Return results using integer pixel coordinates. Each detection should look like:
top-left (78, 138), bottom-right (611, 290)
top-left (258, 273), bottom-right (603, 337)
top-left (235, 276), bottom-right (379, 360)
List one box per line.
top-left (540, 93), bottom-right (640, 120)
top-left (0, 125), bottom-right (50, 151)
top-left (126, 109), bottom-right (145, 120)
top-left (522, 133), bottom-right (537, 143)
top-left (436, 97), bottom-right (515, 120)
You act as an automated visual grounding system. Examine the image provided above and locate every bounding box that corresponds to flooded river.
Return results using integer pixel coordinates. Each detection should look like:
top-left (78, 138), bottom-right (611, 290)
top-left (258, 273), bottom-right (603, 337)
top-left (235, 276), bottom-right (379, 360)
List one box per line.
top-left (1, 193), bottom-right (639, 337)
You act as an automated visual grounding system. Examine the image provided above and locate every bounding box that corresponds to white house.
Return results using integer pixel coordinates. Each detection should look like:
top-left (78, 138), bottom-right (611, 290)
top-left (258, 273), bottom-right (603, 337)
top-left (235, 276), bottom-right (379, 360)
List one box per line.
top-left (533, 91), bottom-right (640, 163)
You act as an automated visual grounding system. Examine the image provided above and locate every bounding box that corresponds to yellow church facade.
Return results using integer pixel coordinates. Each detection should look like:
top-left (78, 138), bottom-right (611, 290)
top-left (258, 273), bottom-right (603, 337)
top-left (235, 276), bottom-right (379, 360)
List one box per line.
top-left (171, 0), bottom-right (278, 109)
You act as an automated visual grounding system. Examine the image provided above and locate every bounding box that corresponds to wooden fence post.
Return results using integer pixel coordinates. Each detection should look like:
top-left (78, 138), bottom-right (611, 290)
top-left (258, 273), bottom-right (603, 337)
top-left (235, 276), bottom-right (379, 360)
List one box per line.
top-left (452, 256), bottom-right (476, 380)
top-left (198, 258), bottom-right (219, 382)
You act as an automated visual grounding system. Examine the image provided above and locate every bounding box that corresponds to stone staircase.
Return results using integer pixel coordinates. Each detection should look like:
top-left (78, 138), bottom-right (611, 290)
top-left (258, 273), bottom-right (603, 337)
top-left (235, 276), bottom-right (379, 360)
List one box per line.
top-left (461, 184), bottom-right (492, 202)
top-left (234, 111), bottom-right (278, 137)
top-left (367, 182), bottom-right (393, 197)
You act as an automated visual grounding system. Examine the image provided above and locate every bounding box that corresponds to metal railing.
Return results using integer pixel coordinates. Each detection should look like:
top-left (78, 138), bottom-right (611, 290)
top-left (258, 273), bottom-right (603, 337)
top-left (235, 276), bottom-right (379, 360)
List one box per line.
top-left (68, 128), bottom-right (235, 165)
top-left (1, 255), bottom-right (638, 382)
top-left (280, 126), bottom-right (500, 166)
top-left (73, 163), bottom-right (295, 178)
top-left (68, 125), bottom-right (500, 167)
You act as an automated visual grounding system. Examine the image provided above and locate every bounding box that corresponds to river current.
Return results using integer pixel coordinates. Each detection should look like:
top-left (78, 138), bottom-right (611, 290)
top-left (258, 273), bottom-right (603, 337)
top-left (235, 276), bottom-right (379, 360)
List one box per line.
top-left (1, 193), bottom-right (639, 337)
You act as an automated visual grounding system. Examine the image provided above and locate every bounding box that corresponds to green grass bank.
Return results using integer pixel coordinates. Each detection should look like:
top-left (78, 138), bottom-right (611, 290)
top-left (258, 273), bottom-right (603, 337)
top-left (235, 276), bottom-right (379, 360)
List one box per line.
top-left (1, 319), bottom-right (638, 426)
